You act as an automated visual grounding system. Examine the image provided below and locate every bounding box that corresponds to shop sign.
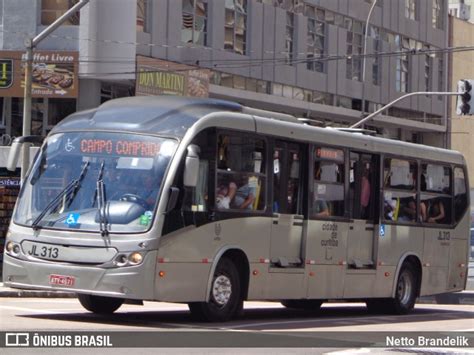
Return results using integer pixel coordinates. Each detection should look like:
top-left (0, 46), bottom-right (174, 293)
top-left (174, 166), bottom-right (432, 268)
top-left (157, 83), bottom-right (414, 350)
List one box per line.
top-left (0, 59), bottom-right (13, 89)
top-left (0, 50), bottom-right (78, 98)
top-left (136, 56), bottom-right (210, 97)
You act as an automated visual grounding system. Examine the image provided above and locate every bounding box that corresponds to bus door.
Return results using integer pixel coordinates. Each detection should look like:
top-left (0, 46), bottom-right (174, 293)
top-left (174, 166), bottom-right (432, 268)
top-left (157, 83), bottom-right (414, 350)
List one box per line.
top-left (347, 152), bottom-right (379, 269)
top-left (270, 141), bottom-right (306, 268)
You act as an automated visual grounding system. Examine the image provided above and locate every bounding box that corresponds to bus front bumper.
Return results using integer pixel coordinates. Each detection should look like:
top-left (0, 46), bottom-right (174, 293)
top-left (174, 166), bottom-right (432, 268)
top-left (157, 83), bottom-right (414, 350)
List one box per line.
top-left (2, 251), bottom-right (157, 300)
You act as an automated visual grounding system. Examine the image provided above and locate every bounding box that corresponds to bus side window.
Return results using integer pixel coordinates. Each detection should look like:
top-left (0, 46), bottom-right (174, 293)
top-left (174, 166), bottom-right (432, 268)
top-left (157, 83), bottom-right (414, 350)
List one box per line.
top-left (312, 147), bottom-right (345, 218)
top-left (383, 158), bottom-right (417, 223)
top-left (421, 163), bottom-right (452, 225)
top-left (454, 167), bottom-right (468, 222)
top-left (216, 133), bottom-right (266, 212)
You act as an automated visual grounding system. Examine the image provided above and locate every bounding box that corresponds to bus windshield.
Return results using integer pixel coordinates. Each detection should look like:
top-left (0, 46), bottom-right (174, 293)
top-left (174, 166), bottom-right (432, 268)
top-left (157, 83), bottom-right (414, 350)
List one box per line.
top-left (14, 132), bottom-right (177, 233)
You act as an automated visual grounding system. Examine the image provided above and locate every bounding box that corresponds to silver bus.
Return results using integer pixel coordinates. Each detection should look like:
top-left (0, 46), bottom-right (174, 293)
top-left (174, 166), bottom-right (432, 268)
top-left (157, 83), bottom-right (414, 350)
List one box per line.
top-left (3, 96), bottom-right (471, 321)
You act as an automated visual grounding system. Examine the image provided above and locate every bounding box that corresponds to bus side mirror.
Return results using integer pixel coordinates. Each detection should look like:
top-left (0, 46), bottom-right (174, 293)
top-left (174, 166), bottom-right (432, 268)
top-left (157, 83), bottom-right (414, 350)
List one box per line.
top-left (7, 136), bottom-right (43, 172)
top-left (183, 144), bottom-right (200, 187)
top-left (7, 141), bottom-right (22, 171)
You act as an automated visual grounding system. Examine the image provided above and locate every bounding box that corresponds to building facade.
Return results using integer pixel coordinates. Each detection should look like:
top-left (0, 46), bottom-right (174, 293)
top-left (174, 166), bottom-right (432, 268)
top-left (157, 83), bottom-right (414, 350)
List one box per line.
top-left (0, 0), bottom-right (450, 146)
top-left (448, 15), bottom-right (474, 194)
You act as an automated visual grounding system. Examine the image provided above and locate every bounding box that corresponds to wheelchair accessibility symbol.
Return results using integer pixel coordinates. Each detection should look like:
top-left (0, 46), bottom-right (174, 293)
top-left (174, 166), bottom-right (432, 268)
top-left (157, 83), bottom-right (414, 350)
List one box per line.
top-left (65, 213), bottom-right (80, 226)
top-left (65, 138), bottom-right (75, 152)
top-left (379, 224), bottom-right (385, 238)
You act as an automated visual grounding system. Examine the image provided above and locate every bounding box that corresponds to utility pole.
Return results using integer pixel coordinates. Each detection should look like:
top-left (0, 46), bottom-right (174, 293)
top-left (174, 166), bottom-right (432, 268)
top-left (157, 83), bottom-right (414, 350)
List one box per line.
top-left (350, 91), bottom-right (461, 129)
top-left (21, 0), bottom-right (90, 180)
top-left (361, 0), bottom-right (378, 118)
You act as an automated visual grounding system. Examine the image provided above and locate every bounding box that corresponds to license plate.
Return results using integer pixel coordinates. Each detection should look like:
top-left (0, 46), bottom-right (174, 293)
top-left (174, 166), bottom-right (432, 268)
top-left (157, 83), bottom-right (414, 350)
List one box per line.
top-left (24, 242), bottom-right (60, 260)
top-left (21, 240), bottom-right (117, 263)
top-left (49, 274), bottom-right (75, 287)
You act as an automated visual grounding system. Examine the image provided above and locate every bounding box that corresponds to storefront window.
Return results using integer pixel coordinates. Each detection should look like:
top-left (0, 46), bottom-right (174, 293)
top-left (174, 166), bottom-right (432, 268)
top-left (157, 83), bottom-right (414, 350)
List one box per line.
top-left (41, 0), bottom-right (80, 26)
top-left (48, 98), bottom-right (76, 130)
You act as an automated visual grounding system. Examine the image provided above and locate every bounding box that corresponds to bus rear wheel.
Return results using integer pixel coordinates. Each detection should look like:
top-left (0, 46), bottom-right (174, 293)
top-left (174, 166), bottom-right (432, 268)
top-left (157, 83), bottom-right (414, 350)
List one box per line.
top-left (77, 294), bottom-right (124, 314)
top-left (188, 257), bottom-right (243, 322)
top-left (366, 263), bottom-right (417, 315)
top-left (281, 300), bottom-right (323, 310)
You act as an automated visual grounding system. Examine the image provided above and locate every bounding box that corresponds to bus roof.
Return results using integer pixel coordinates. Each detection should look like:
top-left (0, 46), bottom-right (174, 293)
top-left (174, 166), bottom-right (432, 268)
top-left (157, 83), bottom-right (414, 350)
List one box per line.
top-left (51, 96), bottom-right (242, 137)
top-left (51, 96), bottom-right (465, 165)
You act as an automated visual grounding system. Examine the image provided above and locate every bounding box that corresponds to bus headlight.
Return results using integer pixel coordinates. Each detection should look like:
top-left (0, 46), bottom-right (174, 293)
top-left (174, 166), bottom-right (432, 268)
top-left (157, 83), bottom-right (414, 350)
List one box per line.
top-left (128, 252), bottom-right (143, 265)
top-left (5, 241), bottom-right (14, 253)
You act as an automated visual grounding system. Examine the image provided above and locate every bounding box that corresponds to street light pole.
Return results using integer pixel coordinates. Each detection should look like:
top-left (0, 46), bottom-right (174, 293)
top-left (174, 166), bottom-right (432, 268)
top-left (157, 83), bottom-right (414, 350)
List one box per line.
top-left (360, 0), bottom-right (377, 119)
top-left (350, 91), bottom-right (461, 128)
top-left (20, 0), bottom-right (90, 181)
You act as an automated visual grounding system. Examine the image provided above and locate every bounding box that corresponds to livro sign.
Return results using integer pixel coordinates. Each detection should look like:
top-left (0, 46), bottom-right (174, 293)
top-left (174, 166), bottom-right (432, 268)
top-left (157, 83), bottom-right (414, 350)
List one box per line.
top-left (136, 56), bottom-right (210, 97)
top-left (0, 50), bottom-right (78, 98)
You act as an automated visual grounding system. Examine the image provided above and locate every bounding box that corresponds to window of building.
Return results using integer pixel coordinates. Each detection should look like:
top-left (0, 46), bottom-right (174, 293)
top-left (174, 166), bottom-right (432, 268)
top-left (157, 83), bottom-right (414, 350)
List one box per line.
top-left (216, 134), bottom-right (266, 211)
top-left (182, 0), bottom-right (208, 46)
top-left (421, 163), bottom-right (452, 225)
top-left (47, 99), bottom-right (76, 131)
top-left (396, 36), bottom-right (409, 92)
top-left (312, 147), bottom-right (345, 218)
top-left (100, 83), bottom-right (133, 104)
top-left (41, 0), bottom-right (80, 26)
top-left (346, 19), bottom-right (363, 81)
top-left (383, 158), bottom-right (417, 223)
top-left (433, 0), bottom-right (445, 29)
top-left (137, 0), bottom-right (149, 32)
top-left (225, 0), bottom-right (247, 55)
top-left (405, 0), bottom-right (418, 20)
top-left (284, 11), bottom-right (294, 64)
top-left (305, 6), bottom-right (325, 73)
top-left (437, 52), bottom-right (444, 97)
top-left (371, 26), bottom-right (381, 85)
top-left (424, 45), bottom-right (431, 91)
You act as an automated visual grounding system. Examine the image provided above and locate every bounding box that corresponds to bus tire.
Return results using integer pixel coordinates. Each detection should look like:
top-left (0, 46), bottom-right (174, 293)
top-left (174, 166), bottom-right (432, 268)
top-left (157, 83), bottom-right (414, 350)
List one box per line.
top-left (389, 264), bottom-right (417, 314)
top-left (281, 300), bottom-right (322, 310)
top-left (366, 264), bottom-right (417, 315)
top-left (188, 257), bottom-right (242, 322)
top-left (77, 294), bottom-right (124, 314)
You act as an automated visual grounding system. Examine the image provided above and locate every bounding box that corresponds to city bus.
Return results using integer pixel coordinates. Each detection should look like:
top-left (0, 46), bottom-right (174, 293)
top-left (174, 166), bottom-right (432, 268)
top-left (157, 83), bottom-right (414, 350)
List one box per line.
top-left (3, 96), bottom-right (470, 322)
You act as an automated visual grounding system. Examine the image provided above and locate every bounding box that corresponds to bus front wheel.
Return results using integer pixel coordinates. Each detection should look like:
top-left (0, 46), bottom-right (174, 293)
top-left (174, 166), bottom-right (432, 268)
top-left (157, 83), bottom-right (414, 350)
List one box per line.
top-left (188, 257), bottom-right (243, 322)
top-left (77, 294), bottom-right (124, 314)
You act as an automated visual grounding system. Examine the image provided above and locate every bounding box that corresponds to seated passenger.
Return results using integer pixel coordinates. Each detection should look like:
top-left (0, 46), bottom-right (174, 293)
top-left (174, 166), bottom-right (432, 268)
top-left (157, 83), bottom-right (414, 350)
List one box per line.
top-left (216, 182), bottom-right (237, 210)
top-left (314, 199), bottom-right (330, 218)
top-left (231, 181), bottom-right (256, 210)
top-left (427, 199), bottom-right (445, 224)
top-left (399, 198), bottom-right (417, 222)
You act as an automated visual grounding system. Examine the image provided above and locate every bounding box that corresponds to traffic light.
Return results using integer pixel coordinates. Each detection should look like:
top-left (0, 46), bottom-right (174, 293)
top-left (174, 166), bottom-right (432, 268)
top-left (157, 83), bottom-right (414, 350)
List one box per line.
top-left (456, 79), bottom-right (474, 115)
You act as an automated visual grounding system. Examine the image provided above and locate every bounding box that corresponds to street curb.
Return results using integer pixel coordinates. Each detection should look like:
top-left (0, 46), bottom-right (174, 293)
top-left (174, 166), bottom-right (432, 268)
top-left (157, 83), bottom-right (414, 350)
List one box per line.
top-left (418, 292), bottom-right (474, 305)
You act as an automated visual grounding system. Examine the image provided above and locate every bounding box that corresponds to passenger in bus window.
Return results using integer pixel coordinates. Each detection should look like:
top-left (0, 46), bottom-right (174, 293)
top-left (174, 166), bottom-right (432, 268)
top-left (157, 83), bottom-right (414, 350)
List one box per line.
top-left (360, 167), bottom-right (371, 218)
top-left (384, 198), bottom-right (397, 221)
top-left (314, 198), bottom-right (330, 217)
top-left (216, 182), bottom-right (237, 210)
top-left (135, 172), bottom-right (158, 209)
top-left (427, 199), bottom-right (445, 224)
top-left (231, 180), bottom-right (256, 210)
top-left (399, 197), bottom-right (417, 222)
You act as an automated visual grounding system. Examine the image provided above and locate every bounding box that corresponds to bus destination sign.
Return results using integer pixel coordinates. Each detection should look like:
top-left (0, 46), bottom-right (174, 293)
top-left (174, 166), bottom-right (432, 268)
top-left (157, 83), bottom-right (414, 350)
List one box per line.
top-left (316, 147), bottom-right (344, 162)
top-left (79, 139), bottom-right (161, 157)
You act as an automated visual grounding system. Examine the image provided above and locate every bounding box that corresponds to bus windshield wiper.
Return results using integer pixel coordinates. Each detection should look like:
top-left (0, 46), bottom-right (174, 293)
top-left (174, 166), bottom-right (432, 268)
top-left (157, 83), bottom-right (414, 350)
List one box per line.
top-left (96, 161), bottom-right (109, 237)
top-left (32, 161), bottom-right (90, 230)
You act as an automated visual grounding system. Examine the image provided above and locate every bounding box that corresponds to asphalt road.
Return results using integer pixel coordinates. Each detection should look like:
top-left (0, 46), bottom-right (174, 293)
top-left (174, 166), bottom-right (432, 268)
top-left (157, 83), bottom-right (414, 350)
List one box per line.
top-left (0, 299), bottom-right (473, 354)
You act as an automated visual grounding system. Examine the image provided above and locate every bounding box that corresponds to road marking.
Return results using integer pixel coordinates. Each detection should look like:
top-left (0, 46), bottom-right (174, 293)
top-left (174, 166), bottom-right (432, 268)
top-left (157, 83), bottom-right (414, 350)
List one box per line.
top-left (326, 349), bottom-right (371, 354)
top-left (0, 305), bottom-right (74, 314)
